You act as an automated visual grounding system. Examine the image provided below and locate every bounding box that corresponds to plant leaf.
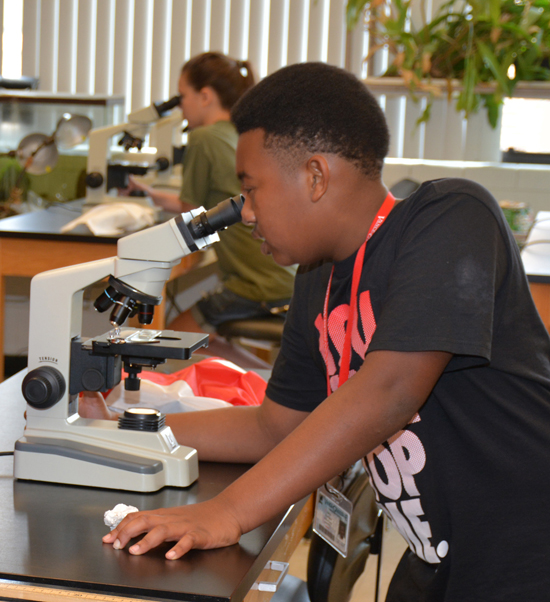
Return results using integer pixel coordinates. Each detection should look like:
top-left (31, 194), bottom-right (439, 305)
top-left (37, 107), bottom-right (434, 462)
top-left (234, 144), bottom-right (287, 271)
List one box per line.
top-left (477, 39), bottom-right (513, 95)
top-left (346, 0), bottom-right (369, 30)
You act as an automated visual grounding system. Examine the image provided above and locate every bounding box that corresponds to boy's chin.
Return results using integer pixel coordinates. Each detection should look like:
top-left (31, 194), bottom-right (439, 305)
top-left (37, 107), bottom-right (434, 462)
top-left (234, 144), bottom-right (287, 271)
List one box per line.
top-left (271, 252), bottom-right (295, 267)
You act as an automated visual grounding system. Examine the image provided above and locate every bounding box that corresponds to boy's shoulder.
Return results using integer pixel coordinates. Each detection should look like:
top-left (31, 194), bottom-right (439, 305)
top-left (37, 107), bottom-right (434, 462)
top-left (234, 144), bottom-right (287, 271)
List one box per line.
top-left (407, 177), bottom-right (498, 208)
top-left (394, 177), bottom-right (502, 224)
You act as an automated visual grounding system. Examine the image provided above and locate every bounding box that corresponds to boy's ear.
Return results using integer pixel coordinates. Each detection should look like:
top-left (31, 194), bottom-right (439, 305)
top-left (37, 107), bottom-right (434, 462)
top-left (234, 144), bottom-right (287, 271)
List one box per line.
top-left (306, 155), bottom-right (329, 202)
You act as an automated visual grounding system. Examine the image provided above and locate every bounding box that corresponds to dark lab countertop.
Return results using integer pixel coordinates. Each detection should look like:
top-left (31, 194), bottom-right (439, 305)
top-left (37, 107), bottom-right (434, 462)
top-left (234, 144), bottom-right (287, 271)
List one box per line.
top-left (0, 370), bottom-right (306, 602)
top-left (0, 200), bottom-right (177, 244)
top-left (0, 201), bottom-right (118, 243)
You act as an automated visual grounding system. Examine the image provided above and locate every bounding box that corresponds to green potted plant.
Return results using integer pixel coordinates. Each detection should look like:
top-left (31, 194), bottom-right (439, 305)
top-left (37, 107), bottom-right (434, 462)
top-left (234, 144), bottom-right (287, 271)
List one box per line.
top-left (346, 0), bottom-right (550, 128)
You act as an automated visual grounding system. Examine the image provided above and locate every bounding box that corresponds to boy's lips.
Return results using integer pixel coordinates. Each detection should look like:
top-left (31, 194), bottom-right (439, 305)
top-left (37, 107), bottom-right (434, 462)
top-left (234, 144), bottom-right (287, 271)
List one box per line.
top-left (252, 228), bottom-right (271, 255)
top-left (252, 227), bottom-right (264, 242)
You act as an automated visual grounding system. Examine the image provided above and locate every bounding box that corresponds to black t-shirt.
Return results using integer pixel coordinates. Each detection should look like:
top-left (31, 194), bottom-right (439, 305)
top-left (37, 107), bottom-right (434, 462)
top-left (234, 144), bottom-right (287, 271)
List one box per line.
top-left (267, 178), bottom-right (550, 601)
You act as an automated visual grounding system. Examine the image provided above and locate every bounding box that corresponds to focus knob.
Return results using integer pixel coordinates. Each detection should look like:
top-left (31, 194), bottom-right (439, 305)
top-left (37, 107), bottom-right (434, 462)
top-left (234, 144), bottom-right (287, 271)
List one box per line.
top-left (22, 367), bottom-right (66, 409)
top-left (155, 157), bottom-right (170, 172)
top-left (85, 172), bottom-right (104, 188)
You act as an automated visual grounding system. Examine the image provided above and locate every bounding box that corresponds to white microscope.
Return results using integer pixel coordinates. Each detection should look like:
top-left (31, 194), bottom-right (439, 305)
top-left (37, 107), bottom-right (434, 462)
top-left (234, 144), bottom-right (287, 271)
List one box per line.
top-left (85, 95), bottom-right (183, 206)
top-left (14, 195), bottom-right (243, 492)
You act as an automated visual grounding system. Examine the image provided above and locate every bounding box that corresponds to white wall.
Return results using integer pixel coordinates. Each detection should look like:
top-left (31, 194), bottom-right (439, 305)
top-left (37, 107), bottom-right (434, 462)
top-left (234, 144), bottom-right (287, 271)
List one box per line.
top-left (384, 159), bottom-right (550, 216)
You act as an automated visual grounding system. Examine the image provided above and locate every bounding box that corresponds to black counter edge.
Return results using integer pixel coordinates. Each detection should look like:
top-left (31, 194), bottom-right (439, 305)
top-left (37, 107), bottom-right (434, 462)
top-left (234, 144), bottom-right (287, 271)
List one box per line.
top-left (0, 575), bottom-right (228, 602)
top-left (527, 274), bottom-right (550, 284)
top-left (231, 495), bottom-right (310, 601)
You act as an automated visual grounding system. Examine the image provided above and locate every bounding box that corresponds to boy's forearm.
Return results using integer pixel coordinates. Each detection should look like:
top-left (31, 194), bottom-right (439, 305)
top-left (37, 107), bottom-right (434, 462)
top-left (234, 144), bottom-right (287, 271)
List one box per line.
top-left (101, 351), bottom-right (451, 560)
top-left (215, 350), bottom-right (452, 534)
top-left (214, 396), bottom-right (385, 533)
top-left (165, 405), bottom-right (289, 463)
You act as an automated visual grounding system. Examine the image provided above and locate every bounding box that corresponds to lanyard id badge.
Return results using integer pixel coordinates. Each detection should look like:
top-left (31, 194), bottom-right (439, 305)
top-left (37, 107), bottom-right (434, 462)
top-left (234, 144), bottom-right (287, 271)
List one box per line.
top-left (312, 484), bottom-right (353, 558)
top-left (315, 192), bottom-right (395, 557)
top-left (322, 191), bottom-right (395, 395)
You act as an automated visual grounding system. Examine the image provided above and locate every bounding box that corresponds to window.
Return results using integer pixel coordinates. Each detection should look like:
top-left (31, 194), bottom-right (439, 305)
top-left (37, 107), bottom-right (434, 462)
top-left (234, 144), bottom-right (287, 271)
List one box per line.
top-left (1, 0), bottom-right (549, 159)
top-left (501, 98), bottom-right (550, 155)
top-left (1, 0), bottom-right (23, 78)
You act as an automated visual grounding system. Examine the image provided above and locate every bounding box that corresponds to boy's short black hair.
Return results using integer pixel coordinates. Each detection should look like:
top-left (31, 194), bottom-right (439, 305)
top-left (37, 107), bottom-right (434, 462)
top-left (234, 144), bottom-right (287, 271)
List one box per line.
top-left (231, 62), bottom-right (389, 179)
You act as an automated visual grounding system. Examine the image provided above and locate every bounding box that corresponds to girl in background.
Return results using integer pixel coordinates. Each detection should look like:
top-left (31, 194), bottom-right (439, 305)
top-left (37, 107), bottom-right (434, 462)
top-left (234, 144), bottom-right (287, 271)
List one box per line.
top-left (128, 53), bottom-right (296, 367)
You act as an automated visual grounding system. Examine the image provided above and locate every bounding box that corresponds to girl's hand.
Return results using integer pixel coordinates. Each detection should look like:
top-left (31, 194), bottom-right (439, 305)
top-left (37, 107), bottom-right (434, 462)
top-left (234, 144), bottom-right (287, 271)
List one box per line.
top-left (102, 498), bottom-right (243, 559)
top-left (118, 175), bottom-right (150, 197)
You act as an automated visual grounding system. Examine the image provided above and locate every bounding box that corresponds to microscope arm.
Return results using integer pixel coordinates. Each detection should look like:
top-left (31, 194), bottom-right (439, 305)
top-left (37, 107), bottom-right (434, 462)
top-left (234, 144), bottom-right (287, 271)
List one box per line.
top-left (149, 109), bottom-right (183, 182)
top-left (23, 195), bottom-right (244, 423)
top-left (86, 95), bottom-right (182, 203)
top-left (86, 122), bottom-right (150, 203)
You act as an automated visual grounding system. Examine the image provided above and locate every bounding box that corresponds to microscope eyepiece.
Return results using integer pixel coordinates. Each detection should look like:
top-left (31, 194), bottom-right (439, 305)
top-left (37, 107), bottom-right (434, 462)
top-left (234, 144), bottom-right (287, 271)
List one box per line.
top-left (187, 194), bottom-right (244, 239)
top-left (154, 95), bottom-right (182, 116)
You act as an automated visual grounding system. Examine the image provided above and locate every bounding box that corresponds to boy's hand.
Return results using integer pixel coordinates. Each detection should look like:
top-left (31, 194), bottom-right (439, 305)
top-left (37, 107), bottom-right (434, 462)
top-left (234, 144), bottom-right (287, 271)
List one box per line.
top-left (102, 498), bottom-right (242, 559)
top-left (78, 391), bottom-right (117, 420)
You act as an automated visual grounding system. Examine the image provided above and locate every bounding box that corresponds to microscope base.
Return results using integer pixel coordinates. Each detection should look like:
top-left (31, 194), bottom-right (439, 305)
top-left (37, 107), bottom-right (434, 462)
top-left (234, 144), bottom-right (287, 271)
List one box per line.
top-left (14, 426), bottom-right (198, 492)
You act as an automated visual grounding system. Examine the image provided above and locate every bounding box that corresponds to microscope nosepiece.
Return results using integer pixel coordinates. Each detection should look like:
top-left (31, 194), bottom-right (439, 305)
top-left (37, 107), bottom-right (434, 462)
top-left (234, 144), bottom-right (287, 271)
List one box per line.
top-left (95, 276), bottom-right (162, 327)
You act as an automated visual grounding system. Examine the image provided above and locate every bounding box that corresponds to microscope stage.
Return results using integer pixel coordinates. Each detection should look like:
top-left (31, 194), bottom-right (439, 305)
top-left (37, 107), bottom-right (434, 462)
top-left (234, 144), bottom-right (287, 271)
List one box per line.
top-left (86, 328), bottom-right (209, 361)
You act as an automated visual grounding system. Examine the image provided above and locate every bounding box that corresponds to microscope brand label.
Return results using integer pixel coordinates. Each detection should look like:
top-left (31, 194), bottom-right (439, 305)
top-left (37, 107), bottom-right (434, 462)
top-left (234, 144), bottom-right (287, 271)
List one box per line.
top-left (161, 427), bottom-right (179, 452)
top-left (39, 356), bottom-right (58, 363)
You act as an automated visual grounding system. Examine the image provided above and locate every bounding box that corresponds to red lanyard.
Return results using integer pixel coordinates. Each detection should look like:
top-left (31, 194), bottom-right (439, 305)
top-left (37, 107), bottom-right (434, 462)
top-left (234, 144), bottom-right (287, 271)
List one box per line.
top-left (323, 192), bottom-right (395, 395)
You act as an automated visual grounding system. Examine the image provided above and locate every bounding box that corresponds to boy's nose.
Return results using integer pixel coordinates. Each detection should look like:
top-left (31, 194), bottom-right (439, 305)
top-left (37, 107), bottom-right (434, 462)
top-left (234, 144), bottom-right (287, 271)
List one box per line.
top-left (240, 196), bottom-right (256, 226)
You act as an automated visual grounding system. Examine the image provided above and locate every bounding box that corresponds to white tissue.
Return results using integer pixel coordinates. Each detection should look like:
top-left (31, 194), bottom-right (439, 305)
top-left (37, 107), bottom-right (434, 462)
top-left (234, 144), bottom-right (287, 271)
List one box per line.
top-left (61, 202), bottom-right (157, 236)
top-left (104, 503), bottom-right (139, 530)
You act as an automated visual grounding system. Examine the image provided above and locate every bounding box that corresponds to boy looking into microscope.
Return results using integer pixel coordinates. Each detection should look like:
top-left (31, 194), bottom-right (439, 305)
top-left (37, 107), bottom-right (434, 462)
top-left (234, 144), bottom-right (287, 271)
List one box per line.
top-left (88, 62), bottom-right (550, 601)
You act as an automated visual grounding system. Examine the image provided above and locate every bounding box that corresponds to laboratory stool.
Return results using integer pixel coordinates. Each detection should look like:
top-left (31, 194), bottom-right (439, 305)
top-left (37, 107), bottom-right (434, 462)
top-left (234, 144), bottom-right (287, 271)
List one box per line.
top-left (216, 314), bottom-right (286, 364)
top-left (389, 178), bottom-right (420, 200)
top-left (271, 575), bottom-right (310, 601)
top-left (272, 462), bottom-right (384, 602)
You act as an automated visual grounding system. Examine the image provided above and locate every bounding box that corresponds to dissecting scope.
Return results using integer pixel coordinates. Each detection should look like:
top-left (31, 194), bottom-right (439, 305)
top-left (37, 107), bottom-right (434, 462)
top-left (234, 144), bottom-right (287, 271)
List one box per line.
top-left (85, 95), bottom-right (183, 206)
top-left (14, 195), bottom-right (244, 492)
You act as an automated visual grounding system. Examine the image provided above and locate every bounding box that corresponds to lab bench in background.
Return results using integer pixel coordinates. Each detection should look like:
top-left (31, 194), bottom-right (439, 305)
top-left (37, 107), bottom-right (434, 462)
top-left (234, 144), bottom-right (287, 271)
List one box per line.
top-left (0, 200), bottom-right (210, 381)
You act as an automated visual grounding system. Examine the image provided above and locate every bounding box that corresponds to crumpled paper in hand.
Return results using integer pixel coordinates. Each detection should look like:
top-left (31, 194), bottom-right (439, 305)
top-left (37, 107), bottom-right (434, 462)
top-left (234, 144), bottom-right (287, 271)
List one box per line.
top-left (61, 202), bottom-right (157, 236)
top-left (104, 503), bottom-right (139, 530)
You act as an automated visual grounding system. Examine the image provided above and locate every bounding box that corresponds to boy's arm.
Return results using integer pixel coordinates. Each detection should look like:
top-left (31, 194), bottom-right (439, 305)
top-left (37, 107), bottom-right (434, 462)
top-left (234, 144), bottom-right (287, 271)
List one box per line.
top-left (103, 349), bottom-right (451, 558)
top-left (164, 398), bottom-right (310, 463)
top-left (78, 392), bottom-right (310, 464)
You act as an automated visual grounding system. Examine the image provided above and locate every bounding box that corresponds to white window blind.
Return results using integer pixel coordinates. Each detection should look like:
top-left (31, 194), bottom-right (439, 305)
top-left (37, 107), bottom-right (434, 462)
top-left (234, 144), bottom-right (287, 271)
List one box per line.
top-left (7, 0), bottom-right (352, 116)
top-left (5, 0), bottom-right (543, 161)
